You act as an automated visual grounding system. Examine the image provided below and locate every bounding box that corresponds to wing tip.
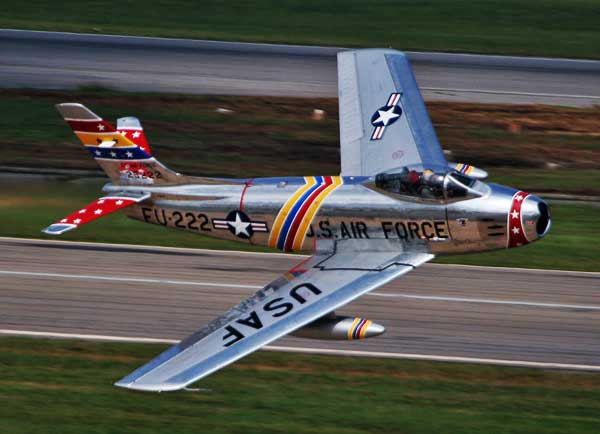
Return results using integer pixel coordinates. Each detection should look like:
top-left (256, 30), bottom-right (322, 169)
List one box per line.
top-left (114, 379), bottom-right (183, 393)
top-left (42, 223), bottom-right (77, 236)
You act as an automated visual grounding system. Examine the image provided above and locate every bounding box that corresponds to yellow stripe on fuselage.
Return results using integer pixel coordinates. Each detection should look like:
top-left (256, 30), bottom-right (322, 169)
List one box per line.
top-left (292, 176), bottom-right (343, 251)
top-left (268, 176), bottom-right (317, 248)
top-left (75, 131), bottom-right (137, 147)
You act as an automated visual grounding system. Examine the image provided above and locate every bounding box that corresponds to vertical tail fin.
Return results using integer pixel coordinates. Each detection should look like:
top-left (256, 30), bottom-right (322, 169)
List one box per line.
top-left (117, 116), bottom-right (152, 155)
top-left (56, 103), bottom-right (182, 186)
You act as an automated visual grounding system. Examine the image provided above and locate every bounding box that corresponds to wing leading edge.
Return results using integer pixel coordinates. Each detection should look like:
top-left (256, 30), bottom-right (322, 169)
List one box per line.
top-left (338, 49), bottom-right (447, 176)
top-left (115, 238), bottom-right (433, 392)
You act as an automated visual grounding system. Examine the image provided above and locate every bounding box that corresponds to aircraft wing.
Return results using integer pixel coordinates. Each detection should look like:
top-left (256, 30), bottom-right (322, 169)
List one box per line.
top-left (338, 49), bottom-right (447, 176)
top-left (115, 238), bottom-right (433, 392)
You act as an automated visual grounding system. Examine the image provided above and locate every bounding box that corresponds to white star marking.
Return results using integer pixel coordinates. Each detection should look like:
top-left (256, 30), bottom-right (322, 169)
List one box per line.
top-left (94, 209), bottom-right (103, 215)
top-left (511, 210), bottom-right (519, 219)
top-left (119, 130), bottom-right (127, 136)
top-left (516, 195), bottom-right (523, 202)
top-left (73, 218), bottom-right (82, 224)
top-left (78, 209), bottom-right (86, 214)
top-left (512, 227), bottom-right (520, 235)
top-left (95, 150), bottom-right (101, 156)
top-left (227, 213), bottom-right (251, 237)
top-left (116, 200), bottom-right (123, 205)
top-left (97, 200), bottom-right (105, 204)
top-left (132, 131), bottom-right (141, 138)
top-left (110, 151), bottom-right (117, 157)
top-left (126, 151), bottom-right (133, 158)
top-left (373, 106), bottom-right (400, 126)
top-left (97, 124), bottom-right (105, 131)
top-left (60, 218), bottom-right (67, 223)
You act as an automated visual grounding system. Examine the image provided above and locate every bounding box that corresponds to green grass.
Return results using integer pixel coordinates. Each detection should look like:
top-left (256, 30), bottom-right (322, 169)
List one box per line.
top-left (436, 203), bottom-right (600, 271)
top-left (2, 0), bottom-right (600, 58)
top-left (1, 178), bottom-right (599, 271)
top-left (488, 168), bottom-right (600, 196)
top-left (1, 89), bottom-right (597, 271)
top-left (0, 178), bottom-right (270, 252)
top-left (0, 89), bottom-right (342, 177)
top-left (2, 89), bottom-right (599, 194)
top-left (2, 336), bottom-right (600, 434)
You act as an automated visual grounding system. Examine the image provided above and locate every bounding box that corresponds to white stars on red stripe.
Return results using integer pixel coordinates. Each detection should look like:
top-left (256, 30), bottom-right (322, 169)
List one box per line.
top-left (118, 127), bottom-right (151, 154)
top-left (97, 124), bottom-right (105, 131)
top-left (51, 197), bottom-right (137, 228)
top-left (507, 191), bottom-right (530, 248)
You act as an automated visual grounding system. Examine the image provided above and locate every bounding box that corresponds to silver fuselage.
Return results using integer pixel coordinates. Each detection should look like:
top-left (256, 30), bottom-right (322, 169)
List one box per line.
top-left (104, 175), bottom-right (550, 255)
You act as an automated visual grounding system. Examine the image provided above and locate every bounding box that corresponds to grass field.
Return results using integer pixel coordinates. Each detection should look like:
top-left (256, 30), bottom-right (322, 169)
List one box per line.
top-left (1, 178), bottom-right (599, 271)
top-left (2, 89), bottom-right (598, 271)
top-left (2, 89), bottom-right (599, 194)
top-left (2, 336), bottom-right (600, 434)
top-left (2, 0), bottom-right (600, 59)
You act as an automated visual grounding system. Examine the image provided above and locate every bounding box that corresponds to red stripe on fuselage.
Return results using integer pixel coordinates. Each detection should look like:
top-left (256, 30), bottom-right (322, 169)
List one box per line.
top-left (355, 319), bottom-right (368, 339)
top-left (239, 178), bottom-right (254, 211)
top-left (283, 176), bottom-right (333, 251)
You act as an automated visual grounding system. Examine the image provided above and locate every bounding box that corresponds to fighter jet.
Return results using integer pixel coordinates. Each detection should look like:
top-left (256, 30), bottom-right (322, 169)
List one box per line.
top-left (43, 49), bottom-right (551, 392)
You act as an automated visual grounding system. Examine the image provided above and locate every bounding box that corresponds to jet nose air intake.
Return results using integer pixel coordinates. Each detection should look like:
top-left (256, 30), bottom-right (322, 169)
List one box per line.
top-left (535, 199), bottom-right (552, 238)
top-left (508, 193), bottom-right (551, 247)
top-left (522, 195), bottom-right (551, 240)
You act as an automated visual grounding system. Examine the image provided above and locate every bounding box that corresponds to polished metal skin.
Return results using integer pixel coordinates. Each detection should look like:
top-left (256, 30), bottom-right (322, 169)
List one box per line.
top-left (104, 171), bottom-right (550, 256)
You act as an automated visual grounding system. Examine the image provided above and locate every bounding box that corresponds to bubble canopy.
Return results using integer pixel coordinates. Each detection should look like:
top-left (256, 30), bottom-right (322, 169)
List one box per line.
top-left (373, 165), bottom-right (490, 202)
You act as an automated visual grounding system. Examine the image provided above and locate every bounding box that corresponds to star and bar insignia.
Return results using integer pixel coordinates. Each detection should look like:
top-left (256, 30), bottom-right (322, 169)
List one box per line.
top-left (212, 210), bottom-right (268, 239)
top-left (370, 92), bottom-right (403, 140)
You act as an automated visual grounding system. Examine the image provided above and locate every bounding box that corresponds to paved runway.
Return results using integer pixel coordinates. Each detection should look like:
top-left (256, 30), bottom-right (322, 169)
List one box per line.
top-left (2, 29), bottom-right (600, 106)
top-left (1, 237), bottom-right (599, 368)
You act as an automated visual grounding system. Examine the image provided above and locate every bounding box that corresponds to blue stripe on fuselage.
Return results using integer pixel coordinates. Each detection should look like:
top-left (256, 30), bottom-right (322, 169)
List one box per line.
top-left (276, 176), bottom-right (323, 250)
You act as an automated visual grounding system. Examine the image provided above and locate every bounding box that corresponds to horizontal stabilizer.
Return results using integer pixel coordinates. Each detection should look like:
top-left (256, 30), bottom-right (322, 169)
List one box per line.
top-left (43, 192), bottom-right (150, 235)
